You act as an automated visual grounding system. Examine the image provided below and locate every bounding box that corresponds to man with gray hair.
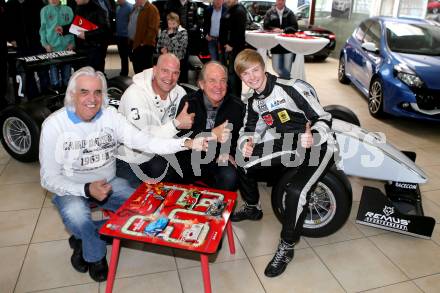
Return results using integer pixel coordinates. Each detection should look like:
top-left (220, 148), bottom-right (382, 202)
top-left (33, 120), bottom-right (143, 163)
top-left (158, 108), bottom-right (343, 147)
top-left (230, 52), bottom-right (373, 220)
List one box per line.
top-left (39, 66), bottom-right (210, 282)
top-left (159, 61), bottom-right (245, 190)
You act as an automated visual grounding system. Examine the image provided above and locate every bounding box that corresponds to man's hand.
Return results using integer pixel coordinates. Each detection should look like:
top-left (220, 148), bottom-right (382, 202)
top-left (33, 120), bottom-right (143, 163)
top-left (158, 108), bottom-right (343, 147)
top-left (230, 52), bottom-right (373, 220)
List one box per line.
top-left (175, 102), bottom-right (195, 129)
top-left (206, 35), bottom-right (212, 41)
top-left (184, 136), bottom-right (215, 151)
top-left (44, 45), bottom-right (52, 53)
top-left (242, 137), bottom-right (254, 158)
top-left (66, 43), bottom-right (74, 51)
top-left (301, 122), bottom-right (313, 148)
top-left (89, 180), bottom-right (112, 201)
top-left (78, 30), bottom-right (86, 40)
top-left (55, 25), bottom-right (63, 35)
top-left (160, 47), bottom-right (168, 54)
top-left (225, 44), bottom-right (233, 52)
top-left (211, 120), bottom-right (231, 143)
top-left (217, 153), bottom-right (237, 167)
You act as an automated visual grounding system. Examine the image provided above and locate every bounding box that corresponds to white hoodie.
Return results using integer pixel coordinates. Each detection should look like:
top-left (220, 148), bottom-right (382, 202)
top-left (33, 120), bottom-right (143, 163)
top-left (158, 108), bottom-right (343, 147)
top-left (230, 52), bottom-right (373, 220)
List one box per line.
top-left (117, 68), bottom-right (187, 163)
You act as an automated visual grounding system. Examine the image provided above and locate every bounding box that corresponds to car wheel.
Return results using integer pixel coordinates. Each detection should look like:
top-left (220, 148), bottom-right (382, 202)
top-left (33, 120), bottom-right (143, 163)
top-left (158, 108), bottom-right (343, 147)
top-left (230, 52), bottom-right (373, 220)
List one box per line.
top-left (338, 56), bottom-right (350, 84)
top-left (107, 76), bottom-right (132, 108)
top-left (0, 107), bottom-right (40, 162)
top-left (368, 78), bottom-right (385, 118)
top-left (313, 54), bottom-right (329, 62)
top-left (271, 168), bottom-right (352, 238)
top-left (324, 105), bottom-right (361, 126)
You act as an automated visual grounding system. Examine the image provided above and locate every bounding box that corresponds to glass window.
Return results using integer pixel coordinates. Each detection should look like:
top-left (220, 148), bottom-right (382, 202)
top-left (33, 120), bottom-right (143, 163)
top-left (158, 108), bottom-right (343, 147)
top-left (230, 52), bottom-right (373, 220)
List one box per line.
top-left (385, 21), bottom-right (440, 55)
top-left (354, 20), bottom-right (372, 41)
top-left (364, 21), bottom-right (381, 47)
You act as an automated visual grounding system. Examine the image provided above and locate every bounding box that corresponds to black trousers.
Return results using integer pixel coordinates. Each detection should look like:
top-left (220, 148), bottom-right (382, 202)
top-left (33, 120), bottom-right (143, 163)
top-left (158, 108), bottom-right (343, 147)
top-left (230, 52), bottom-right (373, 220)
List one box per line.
top-left (116, 152), bottom-right (238, 191)
top-left (222, 49), bottom-right (242, 98)
top-left (132, 45), bottom-right (154, 74)
top-left (238, 144), bottom-right (335, 243)
top-left (116, 36), bottom-right (130, 76)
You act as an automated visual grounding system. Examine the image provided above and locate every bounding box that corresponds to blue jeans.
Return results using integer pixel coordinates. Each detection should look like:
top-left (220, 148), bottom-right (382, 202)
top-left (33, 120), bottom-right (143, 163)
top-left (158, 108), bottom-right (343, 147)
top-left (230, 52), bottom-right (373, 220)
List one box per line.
top-left (52, 177), bottom-right (134, 262)
top-left (49, 64), bottom-right (72, 87)
top-left (271, 53), bottom-right (295, 79)
top-left (208, 39), bottom-right (220, 61)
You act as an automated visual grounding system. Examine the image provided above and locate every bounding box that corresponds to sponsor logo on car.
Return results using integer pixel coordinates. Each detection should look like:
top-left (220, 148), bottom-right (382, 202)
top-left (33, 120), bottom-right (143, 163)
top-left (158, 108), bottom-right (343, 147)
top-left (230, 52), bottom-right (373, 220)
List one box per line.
top-left (363, 206), bottom-right (410, 231)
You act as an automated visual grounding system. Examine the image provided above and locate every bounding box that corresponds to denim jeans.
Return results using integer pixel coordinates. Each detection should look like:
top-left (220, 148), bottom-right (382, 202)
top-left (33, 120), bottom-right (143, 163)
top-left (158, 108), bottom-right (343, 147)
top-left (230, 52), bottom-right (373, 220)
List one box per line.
top-left (52, 176), bottom-right (134, 262)
top-left (49, 64), bottom-right (72, 87)
top-left (207, 39), bottom-right (220, 61)
top-left (271, 53), bottom-right (295, 79)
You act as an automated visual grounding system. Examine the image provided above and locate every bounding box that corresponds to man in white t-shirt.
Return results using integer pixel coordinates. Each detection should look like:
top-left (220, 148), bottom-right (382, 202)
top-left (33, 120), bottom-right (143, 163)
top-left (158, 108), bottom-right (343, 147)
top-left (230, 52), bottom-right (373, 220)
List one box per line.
top-left (117, 53), bottom-right (195, 187)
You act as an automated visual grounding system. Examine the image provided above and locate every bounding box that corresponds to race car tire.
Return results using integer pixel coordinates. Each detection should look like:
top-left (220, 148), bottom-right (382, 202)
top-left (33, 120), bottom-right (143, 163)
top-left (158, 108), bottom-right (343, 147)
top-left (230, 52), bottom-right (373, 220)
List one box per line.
top-left (107, 76), bottom-right (132, 108)
top-left (0, 107), bottom-right (40, 162)
top-left (271, 167), bottom-right (352, 238)
top-left (324, 105), bottom-right (361, 126)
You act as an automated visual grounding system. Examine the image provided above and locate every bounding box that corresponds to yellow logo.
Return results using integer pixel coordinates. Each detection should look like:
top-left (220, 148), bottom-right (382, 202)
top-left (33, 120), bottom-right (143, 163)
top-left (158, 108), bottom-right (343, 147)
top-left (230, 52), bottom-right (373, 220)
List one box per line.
top-left (277, 110), bottom-right (290, 123)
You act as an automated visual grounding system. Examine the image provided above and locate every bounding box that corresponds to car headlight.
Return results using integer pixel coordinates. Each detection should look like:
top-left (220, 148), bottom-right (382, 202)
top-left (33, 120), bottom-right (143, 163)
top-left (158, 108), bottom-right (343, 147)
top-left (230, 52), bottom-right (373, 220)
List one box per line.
top-left (394, 63), bottom-right (424, 88)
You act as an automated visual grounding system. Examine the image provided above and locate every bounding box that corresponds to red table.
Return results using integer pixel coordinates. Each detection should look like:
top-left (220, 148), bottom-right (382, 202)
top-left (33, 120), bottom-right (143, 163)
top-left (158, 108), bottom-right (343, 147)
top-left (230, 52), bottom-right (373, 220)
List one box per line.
top-left (99, 182), bottom-right (237, 293)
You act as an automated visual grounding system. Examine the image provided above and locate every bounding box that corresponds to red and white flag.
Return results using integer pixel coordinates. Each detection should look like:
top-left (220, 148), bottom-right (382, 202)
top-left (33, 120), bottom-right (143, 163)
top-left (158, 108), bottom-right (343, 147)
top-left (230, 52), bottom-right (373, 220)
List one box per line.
top-left (69, 15), bottom-right (98, 36)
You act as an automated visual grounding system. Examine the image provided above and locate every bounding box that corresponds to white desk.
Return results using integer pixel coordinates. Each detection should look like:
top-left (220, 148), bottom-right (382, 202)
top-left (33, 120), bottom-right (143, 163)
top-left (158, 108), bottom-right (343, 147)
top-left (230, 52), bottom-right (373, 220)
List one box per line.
top-left (245, 31), bottom-right (329, 80)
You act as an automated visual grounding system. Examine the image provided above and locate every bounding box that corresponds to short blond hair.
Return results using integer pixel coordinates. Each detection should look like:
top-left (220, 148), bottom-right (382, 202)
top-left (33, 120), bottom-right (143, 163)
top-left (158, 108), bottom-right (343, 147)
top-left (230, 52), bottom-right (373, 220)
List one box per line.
top-left (167, 12), bottom-right (180, 25)
top-left (234, 49), bottom-right (265, 76)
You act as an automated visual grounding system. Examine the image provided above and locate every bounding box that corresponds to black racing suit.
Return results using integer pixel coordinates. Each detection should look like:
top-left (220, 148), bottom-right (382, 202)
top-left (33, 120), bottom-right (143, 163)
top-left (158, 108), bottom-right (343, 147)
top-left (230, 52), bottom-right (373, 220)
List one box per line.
top-left (238, 73), bottom-right (337, 243)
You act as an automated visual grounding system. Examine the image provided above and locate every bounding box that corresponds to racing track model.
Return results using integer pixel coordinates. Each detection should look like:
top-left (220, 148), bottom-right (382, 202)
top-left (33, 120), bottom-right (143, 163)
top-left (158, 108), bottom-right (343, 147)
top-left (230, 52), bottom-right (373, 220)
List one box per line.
top-left (1, 53), bottom-right (433, 239)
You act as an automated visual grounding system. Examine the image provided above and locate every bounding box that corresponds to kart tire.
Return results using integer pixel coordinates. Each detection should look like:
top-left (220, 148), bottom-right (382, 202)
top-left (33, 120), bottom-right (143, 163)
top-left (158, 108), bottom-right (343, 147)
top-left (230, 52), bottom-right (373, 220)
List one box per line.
top-left (107, 76), bottom-right (132, 108)
top-left (338, 55), bottom-right (350, 84)
top-left (271, 167), bottom-right (352, 238)
top-left (0, 107), bottom-right (40, 162)
top-left (324, 105), bottom-right (361, 126)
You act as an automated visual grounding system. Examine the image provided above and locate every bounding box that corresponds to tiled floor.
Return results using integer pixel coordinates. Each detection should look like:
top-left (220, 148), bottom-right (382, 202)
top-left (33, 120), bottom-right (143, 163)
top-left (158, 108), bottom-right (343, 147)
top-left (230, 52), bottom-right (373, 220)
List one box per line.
top-left (1, 53), bottom-right (440, 293)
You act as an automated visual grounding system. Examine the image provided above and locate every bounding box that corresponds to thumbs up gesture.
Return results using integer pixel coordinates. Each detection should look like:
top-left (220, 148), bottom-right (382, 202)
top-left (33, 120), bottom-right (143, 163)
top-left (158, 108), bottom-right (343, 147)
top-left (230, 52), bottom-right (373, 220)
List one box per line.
top-left (175, 102), bottom-right (195, 129)
top-left (242, 136), bottom-right (254, 158)
top-left (301, 122), bottom-right (313, 149)
top-left (211, 120), bottom-right (231, 143)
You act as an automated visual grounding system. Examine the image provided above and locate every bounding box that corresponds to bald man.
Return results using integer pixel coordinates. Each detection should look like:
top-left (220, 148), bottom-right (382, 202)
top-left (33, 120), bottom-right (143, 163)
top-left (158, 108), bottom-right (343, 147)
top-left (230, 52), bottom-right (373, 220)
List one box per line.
top-left (116, 53), bottom-right (192, 187)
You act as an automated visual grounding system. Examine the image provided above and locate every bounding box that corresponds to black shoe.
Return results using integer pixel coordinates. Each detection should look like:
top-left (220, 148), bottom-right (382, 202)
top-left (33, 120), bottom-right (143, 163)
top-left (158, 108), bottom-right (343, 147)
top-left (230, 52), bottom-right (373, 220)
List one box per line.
top-left (264, 239), bottom-right (295, 277)
top-left (89, 257), bottom-right (108, 282)
top-left (69, 236), bottom-right (88, 273)
top-left (230, 203), bottom-right (263, 222)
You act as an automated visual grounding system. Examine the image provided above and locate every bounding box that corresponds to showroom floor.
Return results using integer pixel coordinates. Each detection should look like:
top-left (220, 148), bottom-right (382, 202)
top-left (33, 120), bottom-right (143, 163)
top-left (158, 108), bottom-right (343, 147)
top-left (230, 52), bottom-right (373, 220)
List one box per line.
top-left (1, 53), bottom-right (440, 293)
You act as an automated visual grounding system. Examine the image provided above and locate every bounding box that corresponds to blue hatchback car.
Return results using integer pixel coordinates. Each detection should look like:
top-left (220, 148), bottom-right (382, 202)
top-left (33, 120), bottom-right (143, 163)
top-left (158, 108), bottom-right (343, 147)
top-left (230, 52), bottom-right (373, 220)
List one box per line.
top-left (338, 17), bottom-right (440, 121)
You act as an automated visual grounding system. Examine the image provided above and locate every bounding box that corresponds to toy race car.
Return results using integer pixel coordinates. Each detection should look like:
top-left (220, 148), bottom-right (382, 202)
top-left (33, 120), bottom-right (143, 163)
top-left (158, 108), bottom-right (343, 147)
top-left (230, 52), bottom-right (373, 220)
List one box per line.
top-left (0, 48), bottom-right (131, 162)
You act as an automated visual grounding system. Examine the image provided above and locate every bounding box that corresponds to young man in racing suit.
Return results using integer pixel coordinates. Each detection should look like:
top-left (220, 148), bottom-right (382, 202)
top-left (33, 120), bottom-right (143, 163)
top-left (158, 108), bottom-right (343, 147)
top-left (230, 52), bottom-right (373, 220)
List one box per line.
top-left (231, 49), bottom-right (337, 277)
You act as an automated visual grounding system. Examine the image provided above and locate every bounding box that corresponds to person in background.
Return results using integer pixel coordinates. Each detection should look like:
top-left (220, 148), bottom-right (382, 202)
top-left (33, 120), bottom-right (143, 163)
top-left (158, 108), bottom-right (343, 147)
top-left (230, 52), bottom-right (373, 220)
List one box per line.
top-left (40, 66), bottom-right (210, 282)
top-left (40, 0), bottom-right (75, 90)
top-left (204, 0), bottom-right (226, 61)
top-left (115, 0), bottom-right (132, 76)
top-left (116, 53), bottom-right (189, 187)
top-left (0, 0), bottom-right (7, 108)
top-left (231, 49), bottom-right (335, 277)
top-left (73, 0), bottom-right (111, 73)
top-left (263, 0), bottom-right (298, 79)
top-left (127, 0), bottom-right (143, 63)
top-left (157, 12), bottom-right (188, 80)
top-left (131, 0), bottom-right (160, 73)
top-left (220, 0), bottom-right (247, 97)
top-left (6, 0), bottom-right (50, 98)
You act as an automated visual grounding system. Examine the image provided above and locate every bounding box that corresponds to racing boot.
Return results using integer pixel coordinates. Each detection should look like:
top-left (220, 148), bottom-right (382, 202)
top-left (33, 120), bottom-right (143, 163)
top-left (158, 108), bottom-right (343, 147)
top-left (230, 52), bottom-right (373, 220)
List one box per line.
top-left (264, 239), bottom-right (295, 277)
top-left (89, 257), bottom-right (108, 282)
top-left (68, 235), bottom-right (88, 273)
top-left (230, 202), bottom-right (263, 222)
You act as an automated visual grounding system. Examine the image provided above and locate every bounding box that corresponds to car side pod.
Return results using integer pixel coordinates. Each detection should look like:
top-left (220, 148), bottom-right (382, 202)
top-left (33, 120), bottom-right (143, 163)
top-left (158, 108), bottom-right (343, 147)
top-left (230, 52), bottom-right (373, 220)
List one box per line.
top-left (356, 151), bottom-right (435, 239)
